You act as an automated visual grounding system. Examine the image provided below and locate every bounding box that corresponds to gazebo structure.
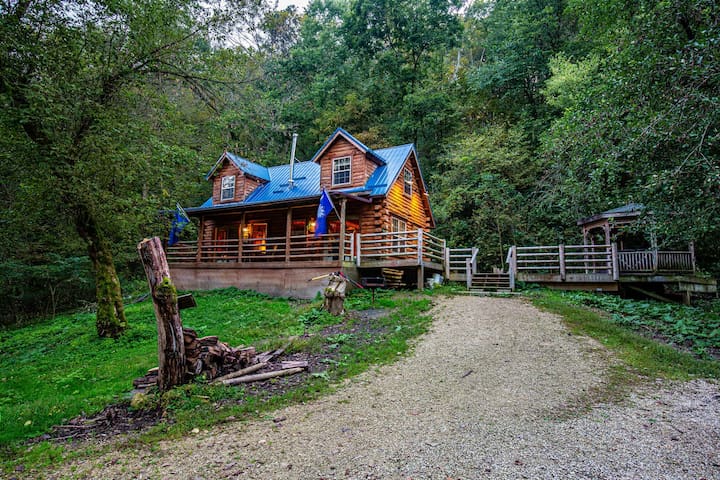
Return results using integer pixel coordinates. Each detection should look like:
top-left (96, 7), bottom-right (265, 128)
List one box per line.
top-left (577, 203), bottom-right (652, 250)
top-left (500, 204), bottom-right (716, 303)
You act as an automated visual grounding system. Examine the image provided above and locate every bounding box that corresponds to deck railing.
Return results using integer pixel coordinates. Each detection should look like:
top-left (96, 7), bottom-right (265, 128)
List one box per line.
top-left (168, 229), bottom-right (447, 269)
top-left (619, 250), bottom-right (694, 274)
top-left (167, 234), bottom-right (342, 264)
top-left (446, 247), bottom-right (476, 281)
top-left (508, 243), bottom-right (695, 280)
top-left (354, 229), bottom-right (446, 267)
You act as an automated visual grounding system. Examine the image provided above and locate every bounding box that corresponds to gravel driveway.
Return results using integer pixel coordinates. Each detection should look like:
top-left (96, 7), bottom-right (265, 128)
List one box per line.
top-left (52, 296), bottom-right (720, 479)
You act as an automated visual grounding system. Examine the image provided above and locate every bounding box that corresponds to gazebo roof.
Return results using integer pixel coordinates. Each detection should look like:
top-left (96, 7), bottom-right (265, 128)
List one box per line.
top-left (577, 203), bottom-right (645, 227)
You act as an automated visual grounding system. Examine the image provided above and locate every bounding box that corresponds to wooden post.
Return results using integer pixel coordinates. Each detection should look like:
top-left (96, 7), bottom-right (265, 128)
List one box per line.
top-left (508, 246), bottom-right (516, 291)
top-left (356, 233), bottom-right (362, 267)
top-left (339, 199), bottom-right (347, 262)
top-left (466, 258), bottom-right (472, 289)
top-left (350, 232), bottom-right (355, 262)
top-left (611, 242), bottom-right (619, 281)
top-left (196, 216), bottom-right (204, 263)
top-left (137, 237), bottom-right (186, 392)
top-left (471, 247), bottom-right (478, 275)
top-left (238, 212), bottom-right (245, 262)
top-left (444, 244), bottom-right (450, 279)
top-left (417, 228), bottom-right (424, 265)
top-left (285, 207), bottom-right (293, 264)
top-left (558, 244), bottom-right (566, 281)
top-left (689, 241), bottom-right (696, 274)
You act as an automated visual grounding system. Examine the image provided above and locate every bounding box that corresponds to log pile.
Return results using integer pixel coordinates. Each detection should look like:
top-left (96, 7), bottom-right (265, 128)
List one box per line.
top-left (132, 332), bottom-right (306, 391)
top-left (183, 328), bottom-right (256, 378)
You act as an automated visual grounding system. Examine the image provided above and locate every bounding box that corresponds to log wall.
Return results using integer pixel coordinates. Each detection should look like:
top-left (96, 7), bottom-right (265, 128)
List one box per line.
top-left (384, 152), bottom-right (431, 230)
top-left (318, 137), bottom-right (378, 190)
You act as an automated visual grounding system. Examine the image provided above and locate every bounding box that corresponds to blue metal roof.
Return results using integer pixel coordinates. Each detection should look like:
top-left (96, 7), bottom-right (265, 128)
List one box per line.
top-left (188, 134), bottom-right (419, 213)
top-left (205, 152), bottom-right (271, 182)
top-left (366, 144), bottom-right (417, 196)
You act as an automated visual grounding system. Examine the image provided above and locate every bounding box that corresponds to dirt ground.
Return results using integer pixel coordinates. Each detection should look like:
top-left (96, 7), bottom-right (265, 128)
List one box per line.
top-left (45, 296), bottom-right (720, 479)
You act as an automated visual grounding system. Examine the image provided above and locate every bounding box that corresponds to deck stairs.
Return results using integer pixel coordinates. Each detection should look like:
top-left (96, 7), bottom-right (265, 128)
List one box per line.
top-left (468, 272), bottom-right (512, 293)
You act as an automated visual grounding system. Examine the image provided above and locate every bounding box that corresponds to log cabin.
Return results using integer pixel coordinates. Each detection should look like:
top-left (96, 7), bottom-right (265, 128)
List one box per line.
top-left (168, 128), bottom-right (447, 298)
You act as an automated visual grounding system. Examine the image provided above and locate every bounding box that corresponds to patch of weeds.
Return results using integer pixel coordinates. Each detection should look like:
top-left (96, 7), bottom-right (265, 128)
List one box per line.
top-left (531, 289), bottom-right (720, 380)
top-left (558, 291), bottom-right (720, 358)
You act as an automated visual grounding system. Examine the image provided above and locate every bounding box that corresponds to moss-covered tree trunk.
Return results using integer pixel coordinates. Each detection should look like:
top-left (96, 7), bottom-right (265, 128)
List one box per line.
top-left (75, 206), bottom-right (127, 338)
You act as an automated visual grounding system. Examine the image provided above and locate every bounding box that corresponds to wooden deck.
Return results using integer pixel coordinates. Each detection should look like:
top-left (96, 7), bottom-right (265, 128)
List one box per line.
top-left (168, 229), bottom-right (455, 295)
top-left (505, 244), bottom-right (716, 299)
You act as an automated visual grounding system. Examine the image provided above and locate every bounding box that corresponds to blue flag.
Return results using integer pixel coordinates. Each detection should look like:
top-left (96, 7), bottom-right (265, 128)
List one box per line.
top-left (168, 203), bottom-right (190, 246)
top-left (315, 189), bottom-right (335, 237)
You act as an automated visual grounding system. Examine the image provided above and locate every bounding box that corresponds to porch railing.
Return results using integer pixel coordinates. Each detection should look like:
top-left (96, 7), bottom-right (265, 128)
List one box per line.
top-left (166, 234), bottom-right (342, 264)
top-left (354, 229), bottom-right (446, 267)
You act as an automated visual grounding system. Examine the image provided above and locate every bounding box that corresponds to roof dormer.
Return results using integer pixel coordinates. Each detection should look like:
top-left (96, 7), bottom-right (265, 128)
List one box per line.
top-left (207, 152), bottom-right (269, 203)
top-left (310, 128), bottom-right (385, 190)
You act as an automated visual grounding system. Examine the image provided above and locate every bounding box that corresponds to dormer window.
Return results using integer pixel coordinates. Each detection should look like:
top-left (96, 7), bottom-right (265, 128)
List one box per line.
top-left (403, 168), bottom-right (412, 196)
top-left (221, 175), bottom-right (235, 201)
top-left (332, 156), bottom-right (351, 186)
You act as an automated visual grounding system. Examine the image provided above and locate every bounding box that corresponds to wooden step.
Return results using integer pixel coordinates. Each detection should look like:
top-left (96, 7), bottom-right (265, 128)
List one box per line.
top-left (469, 272), bottom-right (512, 292)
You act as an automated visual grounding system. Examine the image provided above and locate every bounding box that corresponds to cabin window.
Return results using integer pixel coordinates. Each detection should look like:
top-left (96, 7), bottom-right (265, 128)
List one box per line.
top-left (221, 175), bottom-right (235, 201)
top-left (332, 156), bottom-right (351, 186)
top-left (403, 168), bottom-right (412, 196)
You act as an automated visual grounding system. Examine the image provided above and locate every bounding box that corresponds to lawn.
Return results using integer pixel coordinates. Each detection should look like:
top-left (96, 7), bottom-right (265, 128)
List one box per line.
top-left (0, 286), bottom-right (434, 471)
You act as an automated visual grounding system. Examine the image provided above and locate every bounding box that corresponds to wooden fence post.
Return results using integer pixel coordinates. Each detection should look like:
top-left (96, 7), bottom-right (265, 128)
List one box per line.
top-left (508, 246), bottom-right (516, 291)
top-left (689, 241), bottom-right (696, 274)
top-left (558, 244), bottom-right (566, 281)
top-left (138, 237), bottom-right (186, 392)
top-left (466, 258), bottom-right (472, 289)
top-left (444, 245), bottom-right (450, 279)
top-left (611, 243), bottom-right (619, 281)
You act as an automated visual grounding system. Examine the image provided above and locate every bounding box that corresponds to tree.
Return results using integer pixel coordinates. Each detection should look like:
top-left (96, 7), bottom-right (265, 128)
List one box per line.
top-left (537, 0), bottom-right (720, 266)
top-left (0, 0), bottom-right (251, 335)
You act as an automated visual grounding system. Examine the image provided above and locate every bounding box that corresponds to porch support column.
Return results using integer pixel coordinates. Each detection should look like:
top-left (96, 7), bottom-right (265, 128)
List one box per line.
top-left (603, 223), bottom-right (610, 246)
top-left (238, 213), bottom-right (245, 262)
top-left (285, 207), bottom-right (293, 264)
top-left (338, 198), bottom-right (347, 263)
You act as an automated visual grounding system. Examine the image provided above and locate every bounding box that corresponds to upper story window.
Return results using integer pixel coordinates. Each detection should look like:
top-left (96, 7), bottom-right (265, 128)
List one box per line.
top-left (221, 175), bottom-right (235, 201)
top-left (403, 168), bottom-right (412, 196)
top-left (332, 156), bottom-right (351, 186)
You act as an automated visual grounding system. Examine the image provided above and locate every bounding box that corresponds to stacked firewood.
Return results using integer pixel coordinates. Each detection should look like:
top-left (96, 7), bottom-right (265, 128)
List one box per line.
top-left (183, 328), bottom-right (256, 378)
top-left (132, 332), bottom-right (306, 390)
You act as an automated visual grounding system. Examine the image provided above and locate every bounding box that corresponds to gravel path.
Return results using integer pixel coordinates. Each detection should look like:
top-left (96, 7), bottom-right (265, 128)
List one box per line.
top-left (51, 296), bottom-right (720, 479)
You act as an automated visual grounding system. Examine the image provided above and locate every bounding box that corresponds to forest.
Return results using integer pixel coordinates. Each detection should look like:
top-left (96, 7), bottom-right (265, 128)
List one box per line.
top-left (1, 0), bottom-right (718, 328)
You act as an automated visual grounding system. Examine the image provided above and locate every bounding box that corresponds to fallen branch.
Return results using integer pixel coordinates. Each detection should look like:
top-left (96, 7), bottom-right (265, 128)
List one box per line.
top-left (220, 367), bottom-right (304, 386)
top-left (256, 337), bottom-right (296, 364)
top-left (211, 362), bottom-right (268, 384)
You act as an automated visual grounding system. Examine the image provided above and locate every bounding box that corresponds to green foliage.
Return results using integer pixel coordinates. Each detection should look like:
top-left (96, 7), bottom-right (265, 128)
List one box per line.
top-left (559, 291), bottom-right (720, 357)
top-left (532, 290), bottom-right (720, 379)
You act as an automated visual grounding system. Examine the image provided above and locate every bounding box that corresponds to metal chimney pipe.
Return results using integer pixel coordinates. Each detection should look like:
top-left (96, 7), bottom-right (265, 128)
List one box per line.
top-left (289, 133), bottom-right (298, 189)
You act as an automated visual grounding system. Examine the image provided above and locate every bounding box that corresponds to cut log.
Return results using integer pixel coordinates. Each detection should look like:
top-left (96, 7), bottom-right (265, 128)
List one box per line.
top-left (280, 360), bottom-right (309, 369)
top-left (212, 362), bottom-right (268, 384)
top-left (220, 367), bottom-right (305, 386)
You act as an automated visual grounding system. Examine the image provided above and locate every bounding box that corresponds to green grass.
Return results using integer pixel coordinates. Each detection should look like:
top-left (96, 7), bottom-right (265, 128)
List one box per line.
top-left (531, 289), bottom-right (720, 380)
top-left (0, 287), bottom-right (433, 473)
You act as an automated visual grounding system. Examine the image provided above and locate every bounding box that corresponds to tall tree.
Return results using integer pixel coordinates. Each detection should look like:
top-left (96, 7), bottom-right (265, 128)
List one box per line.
top-left (0, 0), bottom-right (251, 335)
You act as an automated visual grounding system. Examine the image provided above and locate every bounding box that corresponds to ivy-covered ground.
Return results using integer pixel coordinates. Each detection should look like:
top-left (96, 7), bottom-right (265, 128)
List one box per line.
top-left (548, 291), bottom-right (720, 359)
